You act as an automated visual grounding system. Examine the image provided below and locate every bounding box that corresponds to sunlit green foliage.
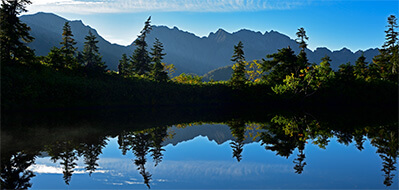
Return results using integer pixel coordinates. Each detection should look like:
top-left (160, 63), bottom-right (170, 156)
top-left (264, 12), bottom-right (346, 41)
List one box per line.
top-left (272, 56), bottom-right (334, 97)
top-left (245, 60), bottom-right (264, 82)
top-left (172, 73), bottom-right (203, 84)
top-left (162, 62), bottom-right (176, 78)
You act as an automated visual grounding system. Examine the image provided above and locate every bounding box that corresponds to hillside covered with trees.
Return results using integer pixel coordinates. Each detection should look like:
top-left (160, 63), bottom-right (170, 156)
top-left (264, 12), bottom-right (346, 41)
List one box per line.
top-left (1, 0), bottom-right (397, 110)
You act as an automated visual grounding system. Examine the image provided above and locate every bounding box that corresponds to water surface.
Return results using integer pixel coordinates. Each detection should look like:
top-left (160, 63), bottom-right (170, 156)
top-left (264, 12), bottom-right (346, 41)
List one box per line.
top-left (1, 108), bottom-right (398, 189)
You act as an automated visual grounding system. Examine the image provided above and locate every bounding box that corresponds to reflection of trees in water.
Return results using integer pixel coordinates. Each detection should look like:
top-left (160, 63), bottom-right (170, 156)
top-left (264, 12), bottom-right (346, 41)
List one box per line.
top-left (132, 132), bottom-right (152, 189)
top-left (150, 126), bottom-right (167, 166)
top-left (293, 143), bottom-right (306, 174)
top-left (46, 141), bottom-right (78, 185)
top-left (353, 129), bottom-right (366, 151)
top-left (226, 120), bottom-right (246, 162)
top-left (258, 114), bottom-right (398, 186)
top-left (370, 125), bottom-right (399, 187)
top-left (260, 124), bottom-right (297, 158)
top-left (260, 115), bottom-right (311, 174)
top-left (0, 151), bottom-right (37, 189)
top-left (78, 136), bottom-right (108, 176)
top-left (2, 112), bottom-right (397, 188)
top-left (118, 126), bottom-right (168, 188)
top-left (45, 135), bottom-right (107, 185)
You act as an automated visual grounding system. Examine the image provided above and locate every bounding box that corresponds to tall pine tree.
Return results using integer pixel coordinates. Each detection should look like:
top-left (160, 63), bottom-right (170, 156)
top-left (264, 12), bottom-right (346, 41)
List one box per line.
top-left (82, 30), bottom-right (106, 72)
top-left (372, 15), bottom-right (399, 80)
top-left (354, 54), bottom-right (368, 79)
top-left (383, 15), bottom-right (398, 50)
top-left (230, 41), bottom-right (247, 88)
top-left (150, 38), bottom-right (168, 82)
top-left (296, 27), bottom-right (310, 72)
top-left (60, 21), bottom-right (78, 69)
top-left (131, 16), bottom-right (152, 75)
top-left (0, 0), bottom-right (34, 65)
top-left (296, 27), bottom-right (309, 52)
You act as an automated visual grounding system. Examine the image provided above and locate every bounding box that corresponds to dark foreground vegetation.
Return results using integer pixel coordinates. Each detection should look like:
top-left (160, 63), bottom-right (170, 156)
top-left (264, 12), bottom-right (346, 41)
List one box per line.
top-left (1, 0), bottom-right (398, 110)
top-left (2, 62), bottom-right (397, 110)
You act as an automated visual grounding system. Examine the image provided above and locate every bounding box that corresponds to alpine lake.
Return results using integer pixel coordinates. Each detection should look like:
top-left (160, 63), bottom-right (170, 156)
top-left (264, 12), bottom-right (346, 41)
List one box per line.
top-left (1, 106), bottom-right (398, 189)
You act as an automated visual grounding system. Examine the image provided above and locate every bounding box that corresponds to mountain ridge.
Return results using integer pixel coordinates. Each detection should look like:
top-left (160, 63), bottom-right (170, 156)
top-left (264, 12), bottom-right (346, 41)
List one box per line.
top-left (20, 12), bottom-right (379, 75)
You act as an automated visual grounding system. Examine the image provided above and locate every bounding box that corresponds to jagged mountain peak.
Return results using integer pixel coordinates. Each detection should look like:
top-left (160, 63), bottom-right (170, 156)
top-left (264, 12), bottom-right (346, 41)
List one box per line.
top-left (26, 12), bottom-right (63, 19)
top-left (235, 28), bottom-right (261, 34)
top-left (20, 12), bottom-right (379, 75)
top-left (151, 25), bottom-right (201, 39)
top-left (208, 28), bottom-right (232, 42)
top-left (216, 28), bottom-right (228, 34)
top-left (336, 47), bottom-right (353, 53)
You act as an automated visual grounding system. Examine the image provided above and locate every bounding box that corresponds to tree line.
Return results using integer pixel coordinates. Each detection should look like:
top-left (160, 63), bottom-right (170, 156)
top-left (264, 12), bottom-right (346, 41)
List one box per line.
top-left (1, 0), bottom-right (171, 82)
top-left (228, 16), bottom-right (398, 95)
top-left (1, 0), bottom-right (397, 109)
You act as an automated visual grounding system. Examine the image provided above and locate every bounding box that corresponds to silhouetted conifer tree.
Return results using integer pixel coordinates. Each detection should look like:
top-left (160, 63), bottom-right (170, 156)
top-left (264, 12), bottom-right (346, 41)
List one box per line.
top-left (82, 30), bottom-right (106, 73)
top-left (372, 15), bottom-right (399, 80)
top-left (296, 27), bottom-right (309, 52)
top-left (0, 0), bottom-right (34, 65)
top-left (118, 54), bottom-right (130, 76)
top-left (383, 15), bottom-right (398, 50)
top-left (354, 54), bottom-right (368, 79)
top-left (60, 21), bottom-right (78, 69)
top-left (230, 41), bottom-right (247, 88)
top-left (150, 38), bottom-right (168, 82)
top-left (131, 16), bottom-right (152, 75)
top-left (295, 27), bottom-right (310, 71)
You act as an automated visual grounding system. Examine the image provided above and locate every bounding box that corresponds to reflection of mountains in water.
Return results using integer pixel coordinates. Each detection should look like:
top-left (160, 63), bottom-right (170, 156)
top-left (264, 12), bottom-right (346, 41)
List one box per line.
top-left (163, 124), bottom-right (264, 146)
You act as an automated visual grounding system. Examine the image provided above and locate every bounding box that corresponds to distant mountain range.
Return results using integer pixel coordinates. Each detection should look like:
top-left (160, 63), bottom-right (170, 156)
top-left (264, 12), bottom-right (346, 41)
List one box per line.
top-left (21, 12), bottom-right (380, 75)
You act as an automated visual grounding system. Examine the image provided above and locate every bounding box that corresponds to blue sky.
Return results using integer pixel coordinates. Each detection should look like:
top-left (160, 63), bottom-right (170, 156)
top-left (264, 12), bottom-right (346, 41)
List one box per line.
top-left (26, 0), bottom-right (398, 51)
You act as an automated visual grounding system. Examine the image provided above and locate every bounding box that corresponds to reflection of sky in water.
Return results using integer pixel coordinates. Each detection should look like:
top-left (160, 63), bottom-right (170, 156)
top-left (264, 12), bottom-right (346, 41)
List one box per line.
top-left (29, 125), bottom-right (397, 189)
